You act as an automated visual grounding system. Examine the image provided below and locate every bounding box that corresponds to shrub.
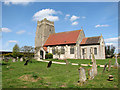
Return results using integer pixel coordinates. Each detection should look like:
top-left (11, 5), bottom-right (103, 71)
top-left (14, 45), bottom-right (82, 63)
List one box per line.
top-left (45, 53), bottom-right (53, 59)
top-left (97, 64), bottom-right (100, 67)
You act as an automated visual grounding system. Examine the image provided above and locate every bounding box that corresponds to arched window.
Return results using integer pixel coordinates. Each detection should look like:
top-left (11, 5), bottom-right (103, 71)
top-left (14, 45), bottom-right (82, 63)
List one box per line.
top-left (61, 46), bottom-right (65, 54)
top-left (52, 47), bottom-right (55, 55)
top-left (70, 46), bottom-right (74, 54)
top-left (94, 47), bottom-right (97, 55)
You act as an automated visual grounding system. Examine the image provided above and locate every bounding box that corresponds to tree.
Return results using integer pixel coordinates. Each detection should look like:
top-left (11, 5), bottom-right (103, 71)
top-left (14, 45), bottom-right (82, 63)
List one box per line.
top-left (105, 45), bottom-right (115, 58)
top-left (55, 48), bottom-right (61, 59)
top-left (20, 46), bottom-right (34, 60)
top-left (12, 44), bottom-right (20, 59)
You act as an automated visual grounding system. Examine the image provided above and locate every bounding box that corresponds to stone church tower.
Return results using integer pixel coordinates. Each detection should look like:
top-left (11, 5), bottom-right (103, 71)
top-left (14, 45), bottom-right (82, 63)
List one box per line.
top-left (35, 18), bottom-right (55, 59)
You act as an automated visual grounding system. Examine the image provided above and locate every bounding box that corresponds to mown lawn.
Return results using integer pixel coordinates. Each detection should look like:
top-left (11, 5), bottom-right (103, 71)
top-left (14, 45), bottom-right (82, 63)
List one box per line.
top-left (46, 58), bottom-right (120, 65)
top-left (2, 60), bottom-right (118, 88)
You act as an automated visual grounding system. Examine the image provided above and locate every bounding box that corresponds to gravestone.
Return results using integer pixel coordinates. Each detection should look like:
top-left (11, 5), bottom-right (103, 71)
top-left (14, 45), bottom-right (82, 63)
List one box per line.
top-left (20, 58), bottom-right (23, 62)
top-left (12, 58), bottom-right (16, 62)
top-left (16, 57), bottom-right (19, 61)
top-left (92, 54), bottom-right (97, 76)
top-left (114, 54), bottom-right (119, 69)
top-left (47, 61), bottom-right (52, 68)
top-left (108, 60), bottom-right (111, 71)
top-left (64, 59), bottom-right (69, 65)
top-left (103, 63), bottom-right (107, 73)
top-left (24, 60), bottom-right (29, 65)
top-left (88, 68), bottom-right (94, 80)
top-left (78, 67), bottom-right (86, 86)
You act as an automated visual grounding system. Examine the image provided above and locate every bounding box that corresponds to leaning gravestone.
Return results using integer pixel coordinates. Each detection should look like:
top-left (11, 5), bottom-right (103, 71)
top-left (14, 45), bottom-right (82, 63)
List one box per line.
top-left (47, 61), bottom-right (52, 68)
top-left (78, 67), bottom-right (86, 86)
top-left (24, 60), bottom-right (29, 65)
top-left (64, 59), bottom-right (69, 65)
top-left (20, 58), bottom-right (23, 62)
top-left (108, 60), bottom-right (111, 71)
top-left (88, 68), bottom-right (94, 80)
top-left (92, 54), bottom-right (97, 76)
top-left (103, 63), bottom-right (107, 73)
top-left (114, 54), bottom-right (119, 69)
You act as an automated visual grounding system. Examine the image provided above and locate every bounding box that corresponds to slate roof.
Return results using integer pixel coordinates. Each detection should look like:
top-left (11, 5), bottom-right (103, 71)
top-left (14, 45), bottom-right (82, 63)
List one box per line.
top-left (80, 36), bottom-right (101, 45)
top-left (44, 30), bottom-right (82, 46)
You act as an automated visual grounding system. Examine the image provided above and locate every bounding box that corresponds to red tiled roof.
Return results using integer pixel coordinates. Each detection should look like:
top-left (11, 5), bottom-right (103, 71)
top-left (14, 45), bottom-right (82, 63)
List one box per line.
top-left (43, 47), bottom-right (47, 51)
top-left (80, 36), bottom-right (100, 45)
top-left (44, 30), bottom-right (82, 46)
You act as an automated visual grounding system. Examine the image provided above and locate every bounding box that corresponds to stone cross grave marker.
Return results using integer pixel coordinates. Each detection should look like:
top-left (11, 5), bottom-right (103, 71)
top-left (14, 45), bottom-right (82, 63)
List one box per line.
top-left (103, 63), bottom-right (107, 73)
top-left (88, 68), bottom-right (94, 80)
top-left (78, 67), bottom-right (86, 86)
top-left (108, 60), bottom-right (111, 71)
top-left (47, 61), bottom-right (52, 68)
top-left (114, 54), bottom-right (119, 69)
top-left (92, 54), bottom-right (97, 76)
top-left (20, 58), bottom-right (23, 62)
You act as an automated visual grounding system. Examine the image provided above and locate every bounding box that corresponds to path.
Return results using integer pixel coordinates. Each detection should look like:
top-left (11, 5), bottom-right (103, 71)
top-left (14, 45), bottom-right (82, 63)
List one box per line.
top-left (37, 59), bottom-right (113, 67)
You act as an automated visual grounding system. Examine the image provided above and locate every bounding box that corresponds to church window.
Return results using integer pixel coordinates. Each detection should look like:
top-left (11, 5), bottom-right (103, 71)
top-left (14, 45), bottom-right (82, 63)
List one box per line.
top-left (61, 47), bottom-right (65, 54)
top-left (70, 46), bottom-right (74, 54)
top-left (52, 47), bottom-right (55, 55)
top-left (82, 48), bottom-right (85, 55)
top-left (94, 47), bottom-right (97, 55)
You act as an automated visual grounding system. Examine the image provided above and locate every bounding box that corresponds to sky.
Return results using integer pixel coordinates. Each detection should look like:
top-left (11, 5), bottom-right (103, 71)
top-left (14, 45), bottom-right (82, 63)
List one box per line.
top-left (1, 1), bottom-right (119, 53)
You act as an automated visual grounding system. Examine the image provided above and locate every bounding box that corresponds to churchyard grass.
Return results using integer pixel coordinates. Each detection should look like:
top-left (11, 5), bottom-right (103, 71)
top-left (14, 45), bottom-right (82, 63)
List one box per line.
top-left (46, 58), bottom-right (119, 65)
top-left (2, 59), bottom-right (118, 88)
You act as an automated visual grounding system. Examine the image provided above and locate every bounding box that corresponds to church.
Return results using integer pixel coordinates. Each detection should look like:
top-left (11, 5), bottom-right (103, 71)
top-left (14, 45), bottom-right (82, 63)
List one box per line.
top-left (34, 18), bottom-right (105, 60)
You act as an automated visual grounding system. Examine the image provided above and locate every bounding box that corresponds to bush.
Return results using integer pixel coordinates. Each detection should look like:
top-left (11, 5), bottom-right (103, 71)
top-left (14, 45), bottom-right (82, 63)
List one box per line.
top-left (45, 53), bottom-right (53, 59)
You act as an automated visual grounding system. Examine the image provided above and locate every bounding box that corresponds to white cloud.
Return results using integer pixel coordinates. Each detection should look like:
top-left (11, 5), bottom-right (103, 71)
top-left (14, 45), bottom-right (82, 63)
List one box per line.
top-left (105, 43), bottom-right (114, 46)
top-left (3, 0), bottom-right (36, 5)
top-left (70, 15), bottom-right (80, 21)
top-left (8, 40), bottom-right (18, 43)
top-left (16, 30), bottom-right (26, 34)
top-left (72, 21), bottom-right (78, 25)
top-left (95, 24), bottom-right (110, 28)
top-left (33, 9), bottom-right (61, 21)
top-left (64, 14), bottom-right (70, 20)
top-left (104, 37), bottom-right (118, 42)
top-left (82, 16), bottom-right (86, 19)
top-left (1, 27), bottom-right (12, 32)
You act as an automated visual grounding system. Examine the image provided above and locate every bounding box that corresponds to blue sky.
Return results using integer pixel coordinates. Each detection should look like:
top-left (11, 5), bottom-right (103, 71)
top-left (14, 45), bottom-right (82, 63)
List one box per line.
top-left (1, 2), bottom-right (119, 53)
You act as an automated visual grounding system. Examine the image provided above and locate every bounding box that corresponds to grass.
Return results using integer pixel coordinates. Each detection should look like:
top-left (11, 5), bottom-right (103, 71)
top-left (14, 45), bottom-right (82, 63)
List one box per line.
top-left (2, 59), bottom-right (119, 88)
top-left (46, 58), bottom-right (120, 65)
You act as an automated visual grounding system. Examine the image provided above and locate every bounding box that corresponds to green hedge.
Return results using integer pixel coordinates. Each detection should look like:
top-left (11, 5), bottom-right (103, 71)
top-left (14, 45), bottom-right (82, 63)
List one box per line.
top-left (45, 53), bottom-right (53, 59)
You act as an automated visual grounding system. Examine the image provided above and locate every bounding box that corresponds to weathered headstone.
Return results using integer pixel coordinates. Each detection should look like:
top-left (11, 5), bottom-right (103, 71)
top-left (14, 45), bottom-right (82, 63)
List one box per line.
top-left (88, 68), bottom-right (94, 80)
top-left (24, 60), bottom-right (29, 65)
top-left (47, 61), bottom-right (52, 68)
top-left (103, 63), bottom-right (107, 73)
top-left (20, 58), bottom-right (23, 62)
top-left (64, 59), bottom-right (69, 65)
top-left (92, 54), bottom-right (97, 76)
top-left (16, 57), bottom-right (19, 61)
top-left (108, 60), bottom-right (111, 71)
top-left (78, 67), bottom-right (86, 86)
top-left (12, 58), bottom-right (16, 62)
top-left (114, 54), bottom-right (119, 69)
